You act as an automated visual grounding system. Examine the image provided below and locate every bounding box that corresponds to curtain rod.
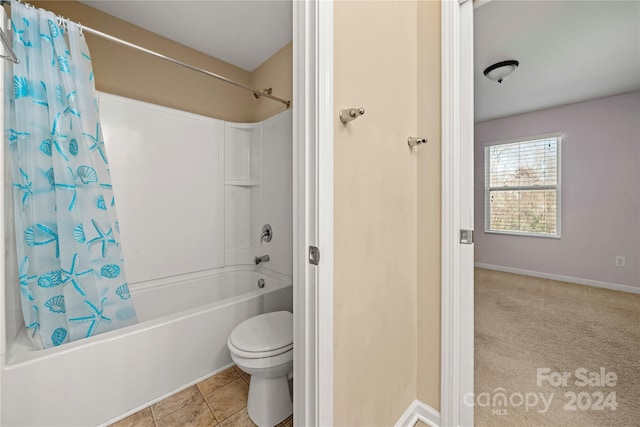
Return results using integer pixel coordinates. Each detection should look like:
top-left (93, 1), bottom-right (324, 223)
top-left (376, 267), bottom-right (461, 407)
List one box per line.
top-left (0, 0), bottom-right (291, 108)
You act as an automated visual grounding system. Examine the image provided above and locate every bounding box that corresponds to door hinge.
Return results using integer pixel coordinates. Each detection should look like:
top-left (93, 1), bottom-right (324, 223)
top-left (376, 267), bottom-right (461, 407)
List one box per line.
top-left (309, 246), bottom-right (320, 265)
top-left (460, 229), bottom-right (474, 245)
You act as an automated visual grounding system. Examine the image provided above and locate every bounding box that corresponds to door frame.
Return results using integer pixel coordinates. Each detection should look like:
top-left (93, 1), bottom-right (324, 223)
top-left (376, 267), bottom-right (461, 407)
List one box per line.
top-left (295, 0), bottom-right (474, 425)
top-left (441, 0), bottom-right (475, 426)
top-left (292, 0), bottom-right (334, 425)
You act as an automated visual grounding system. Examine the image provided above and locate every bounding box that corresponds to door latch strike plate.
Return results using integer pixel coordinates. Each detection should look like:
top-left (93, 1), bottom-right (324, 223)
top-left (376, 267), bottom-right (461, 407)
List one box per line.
top-left (309, 246), bottom-right (320, 265)
top-left (460, 229), bottom-right (474, 245)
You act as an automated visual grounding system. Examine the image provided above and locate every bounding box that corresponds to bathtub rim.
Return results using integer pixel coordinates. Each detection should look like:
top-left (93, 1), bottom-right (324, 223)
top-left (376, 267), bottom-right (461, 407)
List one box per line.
top-left (129, 264), bottom-right (289, 296)
top-left (3, 265), bottom-right (291, 367)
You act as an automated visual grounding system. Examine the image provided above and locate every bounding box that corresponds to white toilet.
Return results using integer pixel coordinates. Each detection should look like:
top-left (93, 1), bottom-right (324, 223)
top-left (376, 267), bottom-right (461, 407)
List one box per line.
top-left (228, 311), bottom-right (293, 427)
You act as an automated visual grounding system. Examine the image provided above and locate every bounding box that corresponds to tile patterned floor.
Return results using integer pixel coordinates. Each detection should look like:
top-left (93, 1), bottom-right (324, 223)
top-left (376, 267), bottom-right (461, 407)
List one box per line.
top-left (109, 366), bottom-right (293, 427)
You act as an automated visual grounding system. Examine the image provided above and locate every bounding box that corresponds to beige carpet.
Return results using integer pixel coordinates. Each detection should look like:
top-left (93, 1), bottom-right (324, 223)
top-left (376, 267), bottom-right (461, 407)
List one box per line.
top-left (475, 268), bottom-right (640, 427)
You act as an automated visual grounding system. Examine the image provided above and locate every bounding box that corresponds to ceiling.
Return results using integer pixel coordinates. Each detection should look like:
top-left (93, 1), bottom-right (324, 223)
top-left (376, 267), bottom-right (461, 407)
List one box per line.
top-left (79, 1), bottom-right (293, 72)
top-left (474, 1), bottom-right (640, 122)
top-left (78, 1), bottom-right (638, 119)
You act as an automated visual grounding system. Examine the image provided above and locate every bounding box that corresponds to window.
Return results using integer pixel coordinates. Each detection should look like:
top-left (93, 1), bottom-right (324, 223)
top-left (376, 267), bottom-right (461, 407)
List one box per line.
top-left (485, 135), bottom-right (561, 237)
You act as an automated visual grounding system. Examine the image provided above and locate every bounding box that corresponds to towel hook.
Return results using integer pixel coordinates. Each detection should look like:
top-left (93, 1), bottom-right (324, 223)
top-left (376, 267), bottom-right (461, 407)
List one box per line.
top-left (339, 107), bottom-right (365, 124)
top-left (408, 136), bottom-right (428, 147)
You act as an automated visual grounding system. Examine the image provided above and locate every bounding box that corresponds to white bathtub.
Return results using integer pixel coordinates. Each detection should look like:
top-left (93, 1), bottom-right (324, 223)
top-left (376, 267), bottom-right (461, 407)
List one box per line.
top-left (0, 267), bottom-right (293, 427)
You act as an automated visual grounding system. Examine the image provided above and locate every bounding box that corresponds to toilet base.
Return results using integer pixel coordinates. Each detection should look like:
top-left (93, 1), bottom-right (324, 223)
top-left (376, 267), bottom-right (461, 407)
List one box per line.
top-left (247, 373), bottom-right (293, 427)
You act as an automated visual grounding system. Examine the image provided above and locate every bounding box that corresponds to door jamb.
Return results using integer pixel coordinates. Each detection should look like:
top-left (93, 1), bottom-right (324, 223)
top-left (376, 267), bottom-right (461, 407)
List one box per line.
top-left (292, 1), bottom-right (334, 425)
top-left (441, 0), bottom-right (475, 425)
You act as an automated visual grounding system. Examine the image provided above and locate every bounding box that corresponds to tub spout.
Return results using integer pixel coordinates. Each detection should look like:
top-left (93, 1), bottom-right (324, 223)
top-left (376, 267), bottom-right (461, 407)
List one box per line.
top-left (254, 255), bottom-right (270, 265)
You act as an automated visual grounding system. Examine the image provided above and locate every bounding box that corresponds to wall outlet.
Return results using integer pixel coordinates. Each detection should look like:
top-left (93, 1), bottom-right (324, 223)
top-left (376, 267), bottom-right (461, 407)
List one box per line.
top-left (615, 256), bottom-right (626, 267)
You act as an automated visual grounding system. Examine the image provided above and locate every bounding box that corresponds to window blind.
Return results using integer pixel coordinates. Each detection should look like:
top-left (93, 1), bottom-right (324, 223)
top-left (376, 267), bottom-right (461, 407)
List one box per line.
top-left (485, 136), bottom-right (560, 237)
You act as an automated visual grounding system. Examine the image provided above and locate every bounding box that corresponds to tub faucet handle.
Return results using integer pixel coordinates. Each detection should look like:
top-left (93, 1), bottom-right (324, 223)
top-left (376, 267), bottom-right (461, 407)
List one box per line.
top-left (261, 224), bottom-right (273, 243)
top-left (254, 255), bottom-right (270, 265)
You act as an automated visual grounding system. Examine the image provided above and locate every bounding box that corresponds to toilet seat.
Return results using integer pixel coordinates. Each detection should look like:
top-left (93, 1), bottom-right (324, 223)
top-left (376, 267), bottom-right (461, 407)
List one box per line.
top-left (228, 341), bottom-right (293, 359)
top-left (228, 311), bottom-right (293, 360)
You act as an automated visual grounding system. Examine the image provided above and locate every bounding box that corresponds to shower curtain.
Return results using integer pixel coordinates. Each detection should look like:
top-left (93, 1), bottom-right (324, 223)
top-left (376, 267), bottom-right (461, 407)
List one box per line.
top-left (6, 0), bottom-right (137, 348)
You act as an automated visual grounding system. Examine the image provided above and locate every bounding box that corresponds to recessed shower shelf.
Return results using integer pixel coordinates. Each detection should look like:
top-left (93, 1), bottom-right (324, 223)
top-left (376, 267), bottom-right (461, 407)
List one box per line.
top-left (225, 179), bottom-right (260, 187)
top-left (224, 120), bottom-right (262, 266)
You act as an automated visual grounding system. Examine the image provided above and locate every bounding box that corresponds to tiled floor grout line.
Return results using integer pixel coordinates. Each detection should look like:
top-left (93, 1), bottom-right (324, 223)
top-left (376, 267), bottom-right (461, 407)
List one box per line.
top-left (111, 366), bottom-right (262, 427)
top-left (150, 405), bottom-right (158, 423)
top-left (223, 407), bottom-right (247, 426)
top-left (218, 377), bottom-right (247, 425)
top-left (204, 370), bottom-right (248, 426)
top-left (199, 385), bottom-right (221, 426)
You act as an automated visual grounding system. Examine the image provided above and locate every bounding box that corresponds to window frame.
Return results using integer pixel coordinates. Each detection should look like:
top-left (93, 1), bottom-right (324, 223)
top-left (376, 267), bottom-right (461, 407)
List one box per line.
top-left (484, 133), bottom-right (562, 239)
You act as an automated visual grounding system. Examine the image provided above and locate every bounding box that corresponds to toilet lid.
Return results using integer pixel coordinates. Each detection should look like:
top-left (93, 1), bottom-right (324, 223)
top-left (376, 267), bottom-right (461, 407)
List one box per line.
top-left (229, 311), bottom-right (293, 353)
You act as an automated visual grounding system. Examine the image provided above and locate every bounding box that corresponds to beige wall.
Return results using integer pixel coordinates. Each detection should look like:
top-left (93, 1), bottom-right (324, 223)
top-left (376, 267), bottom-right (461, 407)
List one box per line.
top-left (26, 1), bottom-right (291, 123)
top-left (251, 42), bottom-right (293, 122)
top-left (417, 0), bottom-right (442, 410)
top-left (334, 0), bottom-right (442, 423)
top-left (333, 1), bottom-right (418, 425)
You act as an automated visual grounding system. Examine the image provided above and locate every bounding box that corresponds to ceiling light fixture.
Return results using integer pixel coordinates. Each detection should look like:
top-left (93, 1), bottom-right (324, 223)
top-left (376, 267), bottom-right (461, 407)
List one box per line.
top-left (483, 60), bottom-right (519, 83)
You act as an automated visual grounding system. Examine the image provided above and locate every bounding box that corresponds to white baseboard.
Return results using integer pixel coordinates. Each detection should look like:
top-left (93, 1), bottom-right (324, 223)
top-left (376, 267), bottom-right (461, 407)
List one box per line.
top-left (395, 399), bottom-right (440, 427)
top-left (475, 263), bottom-right (640, 295)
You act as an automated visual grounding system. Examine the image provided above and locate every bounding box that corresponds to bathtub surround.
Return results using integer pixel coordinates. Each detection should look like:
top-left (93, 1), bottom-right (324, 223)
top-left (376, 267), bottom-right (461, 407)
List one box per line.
top-left (99, 94), bottom-right (292, 285)
top-left (99, 94), bottom-right (225, 283)
top-left (1, 93), bottom-right (293, 425)
top-left (7, 2), bottom-right (137, 348)
top-left (475, 92), bottom-right (640, 291)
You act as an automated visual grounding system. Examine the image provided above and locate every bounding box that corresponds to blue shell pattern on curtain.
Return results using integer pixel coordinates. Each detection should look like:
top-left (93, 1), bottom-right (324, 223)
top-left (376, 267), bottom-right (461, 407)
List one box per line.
top-left (7, 0), bottom-right (137, 348)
